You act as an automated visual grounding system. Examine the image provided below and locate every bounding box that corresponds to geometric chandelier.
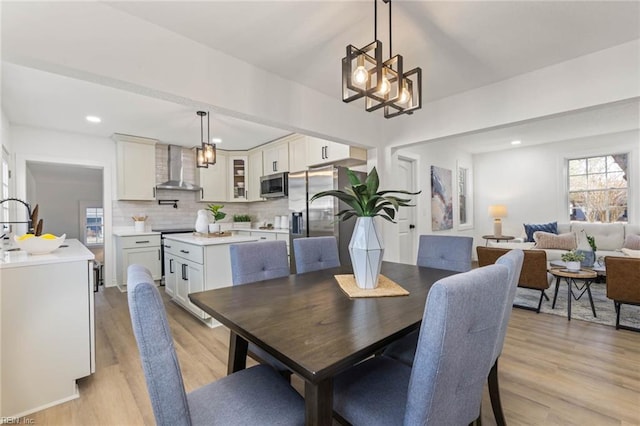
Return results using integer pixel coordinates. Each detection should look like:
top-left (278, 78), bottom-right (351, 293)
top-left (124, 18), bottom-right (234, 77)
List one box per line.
top-left (195, 111), bottom-right (217, 168)
top-left (342, 0), bottom-right (422, 119)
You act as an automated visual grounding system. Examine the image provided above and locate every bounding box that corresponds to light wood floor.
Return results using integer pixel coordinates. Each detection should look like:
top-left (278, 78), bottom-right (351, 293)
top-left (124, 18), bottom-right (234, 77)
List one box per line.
top-left (26, 286), bottom-right (640, 425)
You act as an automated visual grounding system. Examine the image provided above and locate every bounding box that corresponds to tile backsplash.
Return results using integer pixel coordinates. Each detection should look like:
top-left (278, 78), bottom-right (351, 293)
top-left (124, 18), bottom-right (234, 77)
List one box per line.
top-left (112, 144), bottom-right (290, 230)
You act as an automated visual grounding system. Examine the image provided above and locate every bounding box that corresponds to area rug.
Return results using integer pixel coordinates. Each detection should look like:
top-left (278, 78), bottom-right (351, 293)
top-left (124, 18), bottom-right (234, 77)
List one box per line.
top-left (513, 282), bottom-right (640, 329)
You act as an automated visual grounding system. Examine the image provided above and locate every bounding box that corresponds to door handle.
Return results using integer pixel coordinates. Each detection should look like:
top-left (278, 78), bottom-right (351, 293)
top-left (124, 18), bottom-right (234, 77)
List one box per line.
top-left (169, 258), bottom-right (174, 273)
top-left (181, 264), bottom-right (187, 280)
top-left (409, 224), bottom-right (416, 229)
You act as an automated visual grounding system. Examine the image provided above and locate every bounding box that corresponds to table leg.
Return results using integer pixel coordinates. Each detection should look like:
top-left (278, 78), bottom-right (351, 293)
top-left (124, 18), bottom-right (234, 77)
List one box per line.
top-left (586, 280), bottom-right (597, 317)
top-left (567, 278), bottom-right (572, 321)
top-left (304, 378), bottom-right (333, 426)
top-left (552, 276), bottom-right (561, 309)
top-left (227, 331), bottom-right (248, 375)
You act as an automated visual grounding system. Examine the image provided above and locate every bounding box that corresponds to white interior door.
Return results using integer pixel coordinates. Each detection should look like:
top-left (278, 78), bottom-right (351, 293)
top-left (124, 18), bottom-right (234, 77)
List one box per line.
top-left (397, 157), bottom-right (417, 264)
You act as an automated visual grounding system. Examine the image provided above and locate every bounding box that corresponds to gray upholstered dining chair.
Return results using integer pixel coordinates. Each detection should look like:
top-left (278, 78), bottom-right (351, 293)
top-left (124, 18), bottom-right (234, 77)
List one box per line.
top-left (229, 240), bottom-right (291, 372)
top-left (332, 264), bottom-right (511, 425)
top-left (126, 265), bottom-right (305, 426)
top-left (230, 240), bottom-right (290, 285)
top-left (416, 234), bottom-right (473, 272)
top-left (381, 250), bottom-right (524, 426)
top-left (293, 236), bottom-right (340, 274)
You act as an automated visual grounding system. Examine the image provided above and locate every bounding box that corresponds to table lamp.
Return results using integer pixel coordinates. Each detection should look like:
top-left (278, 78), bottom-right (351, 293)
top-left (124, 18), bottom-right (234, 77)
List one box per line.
top-left (488, 205), bottom-right (507, 237)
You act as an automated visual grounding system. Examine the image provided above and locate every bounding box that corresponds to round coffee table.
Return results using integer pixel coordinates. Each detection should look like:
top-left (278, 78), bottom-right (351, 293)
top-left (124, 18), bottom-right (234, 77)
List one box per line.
top-left (549, 267), bottom-right (597, 321)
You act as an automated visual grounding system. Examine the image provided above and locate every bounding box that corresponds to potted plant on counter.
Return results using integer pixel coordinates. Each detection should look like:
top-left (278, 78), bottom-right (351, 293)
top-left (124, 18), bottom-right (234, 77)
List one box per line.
top-left (310, 167), bottom-right (420, 289)
top-left (207, 204), bottom-right (226, 234)
top-left (233, 214), bottom-right (252, 230)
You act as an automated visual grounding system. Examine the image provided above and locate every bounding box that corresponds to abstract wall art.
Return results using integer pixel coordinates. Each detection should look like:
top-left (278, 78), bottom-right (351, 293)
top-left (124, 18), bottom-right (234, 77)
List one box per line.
top-left (431, 166), bottom-right (453, 231)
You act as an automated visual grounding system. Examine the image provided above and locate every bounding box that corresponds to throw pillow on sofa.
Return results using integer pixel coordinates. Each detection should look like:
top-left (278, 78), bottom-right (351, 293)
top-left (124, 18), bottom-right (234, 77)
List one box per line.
top-left (524, 221), bottom-right (558, 242)
top-left (621, 248), bottom-right (640, 258)
top-left (533, 231), bottom-right (577, 250)
top-left (623, 234), bottom-right (640, 250)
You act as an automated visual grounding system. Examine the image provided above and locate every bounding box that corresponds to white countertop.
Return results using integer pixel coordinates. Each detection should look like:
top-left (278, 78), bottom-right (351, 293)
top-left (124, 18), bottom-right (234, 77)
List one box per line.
top-left (0, 239), bottom-right (94, 269)
top-left (231, 227), bottom-right (289, 234)
top-left (163, 233), bottom-right (259, 246)
top-left (113, 228), bottom-right (160, 237)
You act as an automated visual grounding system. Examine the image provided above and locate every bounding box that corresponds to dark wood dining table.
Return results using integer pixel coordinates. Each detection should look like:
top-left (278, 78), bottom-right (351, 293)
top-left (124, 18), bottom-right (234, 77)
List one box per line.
top-left (189, 261), bottom-right (456, 426)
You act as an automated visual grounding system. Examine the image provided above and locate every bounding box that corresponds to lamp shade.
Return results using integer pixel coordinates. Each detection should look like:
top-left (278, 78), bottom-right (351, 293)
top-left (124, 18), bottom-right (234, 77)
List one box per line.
top-left (488, 205), bottom-right (507, 218)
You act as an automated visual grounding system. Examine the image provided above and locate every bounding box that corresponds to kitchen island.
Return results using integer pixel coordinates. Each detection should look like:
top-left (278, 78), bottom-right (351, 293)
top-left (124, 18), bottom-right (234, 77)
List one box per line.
top-left (0, 239), bottom-right (95, 418)
top-left (162, 233), bottom-right (259, 327)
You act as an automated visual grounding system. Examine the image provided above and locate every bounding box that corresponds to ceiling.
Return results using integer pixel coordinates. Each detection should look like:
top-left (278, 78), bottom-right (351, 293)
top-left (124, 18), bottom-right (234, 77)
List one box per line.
top-left (2, 1), bottom-right (639, 152)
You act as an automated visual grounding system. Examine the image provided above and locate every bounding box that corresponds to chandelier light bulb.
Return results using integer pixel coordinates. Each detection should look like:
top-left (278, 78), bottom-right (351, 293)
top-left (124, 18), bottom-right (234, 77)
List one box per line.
top-left (352, 55), bottom-right (368, 85)
top-left (377, 73), bottom-right (391, 96)
top-left (398, 84), bottom-right (411, 105)
top-left (353, 66), bottom-right (368, 85)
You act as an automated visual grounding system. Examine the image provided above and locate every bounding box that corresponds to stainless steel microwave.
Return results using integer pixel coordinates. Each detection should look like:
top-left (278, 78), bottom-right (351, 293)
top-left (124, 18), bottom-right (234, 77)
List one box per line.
top-left (260, 172), bottom-right (288, 198)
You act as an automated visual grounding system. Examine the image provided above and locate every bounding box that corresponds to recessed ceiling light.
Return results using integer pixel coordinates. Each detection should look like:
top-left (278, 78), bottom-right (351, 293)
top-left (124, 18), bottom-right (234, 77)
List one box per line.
top-left (211, 138), bottom-right (222, 144)
top-left (86, 115), bottom-right (101, 123)
top-left (511, 140), bottom-right (521, 145)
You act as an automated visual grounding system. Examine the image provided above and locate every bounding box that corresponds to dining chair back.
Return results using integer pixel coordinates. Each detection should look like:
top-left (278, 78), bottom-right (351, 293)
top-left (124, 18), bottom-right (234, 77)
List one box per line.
top-left (127, 264), bottom-right (305, 426)
top-left (293, 236), bottom-right (340, 274)
top-left (229, 240), bottom-right (292, 373)
top-left (333, 264), bottom-right (511, 425)
top-left (416, 235), bottom-right (473, 272)
top-left (230, 240), bottom-right (290, 285)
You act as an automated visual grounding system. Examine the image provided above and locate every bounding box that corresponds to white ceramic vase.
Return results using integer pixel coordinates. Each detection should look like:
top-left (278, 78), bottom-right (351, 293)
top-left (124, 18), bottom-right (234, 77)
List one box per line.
top-left (566, 261), bottom-right (581, 272)
top-left (349, 217), bottom-right (384, 289)
top-left (195, 209), bottom-right (210, 233)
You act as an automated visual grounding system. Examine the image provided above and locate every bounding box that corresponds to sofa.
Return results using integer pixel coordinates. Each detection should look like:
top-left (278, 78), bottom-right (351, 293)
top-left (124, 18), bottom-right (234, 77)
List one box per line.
top-left (488, 222), bottom-right (640, 262)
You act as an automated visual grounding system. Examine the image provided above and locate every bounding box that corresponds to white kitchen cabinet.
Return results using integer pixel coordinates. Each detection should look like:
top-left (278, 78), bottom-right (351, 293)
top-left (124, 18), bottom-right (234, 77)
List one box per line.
top-left (247, 148), bottom-right (263, 202)
top-left (288, 135), bottom-right (308, 172)
top-left (163, 235), bottom-right (257, 327)
top-left (114, 134), bottom-right (157, 200)
top-left (175, 257), bottom-right (205, 318)
top-left (0, 240), bottom-right (95, 418)
top-left (262, 140), bottom-right (289, 174)
top-left (164, 253), bottom-right (177, 297)
top-left (229, 154), bottom-right (248, 201)
top-left (306, 136), bottom-right (367, 167)
top-left (115, 233), bottom-right (161, 290)
top-left (197, 150), bottom-right (228, 202)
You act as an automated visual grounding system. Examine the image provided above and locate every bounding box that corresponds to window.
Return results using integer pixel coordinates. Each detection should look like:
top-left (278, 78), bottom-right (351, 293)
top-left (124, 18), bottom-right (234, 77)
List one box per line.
top-left (84, 206), bottom-right (104, 245)
top-left (568, 153), bottom-right (628, 222)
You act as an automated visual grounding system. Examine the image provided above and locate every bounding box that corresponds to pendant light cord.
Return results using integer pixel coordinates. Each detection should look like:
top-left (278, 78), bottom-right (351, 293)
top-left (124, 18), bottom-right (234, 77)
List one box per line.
top-left (389, 0), bottom-right (392, 59)
top-left (207, 112), bottom-right (210, 144)
top-left (374, 0), bottom-right (377, 42)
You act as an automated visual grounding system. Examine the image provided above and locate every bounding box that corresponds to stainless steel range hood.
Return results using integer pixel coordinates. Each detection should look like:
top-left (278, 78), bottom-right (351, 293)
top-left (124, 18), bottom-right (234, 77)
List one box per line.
top-left (156, 145), bottom-right (201, 191)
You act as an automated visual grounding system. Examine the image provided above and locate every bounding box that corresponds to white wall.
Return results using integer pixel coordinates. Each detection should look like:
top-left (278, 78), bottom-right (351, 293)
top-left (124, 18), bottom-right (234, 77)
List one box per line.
top-left (474, 130), bottom-right (640, 241)
top-left (11, 125), bottom-right (116, 288)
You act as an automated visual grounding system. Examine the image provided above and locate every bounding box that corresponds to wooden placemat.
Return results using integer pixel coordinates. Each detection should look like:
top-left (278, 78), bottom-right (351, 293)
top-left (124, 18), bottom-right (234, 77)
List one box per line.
top-left (334, 274), bottom-right (409, 298)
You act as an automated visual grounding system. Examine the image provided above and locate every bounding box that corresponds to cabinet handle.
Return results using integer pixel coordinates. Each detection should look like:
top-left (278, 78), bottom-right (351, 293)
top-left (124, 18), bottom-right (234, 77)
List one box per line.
top-left (200, 188), bottom-right (204, 200)
top-left (136, 240), bottom-right (150, 244)
top-left (260, 237), bottom-right (267, 239)
top-left (181, 264), bottom-right (187, 280)
top-left (169, 258), bottom-right (174, 273)
top-left (158, 249), bottom-right (161, 260)
top-left (180, 249), bottom-right (190, 254)
top-left (165, 244), bottom-right (171, 249)
top-left (153, 187), bottom-right (156, 198)
top-left (273, 161), bottom-right (277, 172)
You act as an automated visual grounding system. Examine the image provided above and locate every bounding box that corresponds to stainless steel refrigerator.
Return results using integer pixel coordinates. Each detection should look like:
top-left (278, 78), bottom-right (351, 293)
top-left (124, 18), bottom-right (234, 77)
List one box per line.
top-left (289, 165), bottom-right (366, 273)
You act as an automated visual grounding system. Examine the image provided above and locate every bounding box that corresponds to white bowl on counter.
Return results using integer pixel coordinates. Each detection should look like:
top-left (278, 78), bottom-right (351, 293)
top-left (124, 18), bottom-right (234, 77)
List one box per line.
top-left (13, 234), bottom-right (66, 255)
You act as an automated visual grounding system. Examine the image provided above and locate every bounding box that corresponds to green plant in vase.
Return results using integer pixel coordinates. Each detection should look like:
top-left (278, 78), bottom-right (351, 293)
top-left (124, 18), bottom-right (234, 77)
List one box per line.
top-left (310, 167), bottom-right (420, 289)
top-left (207, 204), bottom-right (226, 222)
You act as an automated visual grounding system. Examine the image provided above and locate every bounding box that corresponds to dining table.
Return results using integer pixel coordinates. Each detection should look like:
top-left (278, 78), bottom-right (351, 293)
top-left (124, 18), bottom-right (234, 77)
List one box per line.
top-left (189, 261), bottom-right (456, 426)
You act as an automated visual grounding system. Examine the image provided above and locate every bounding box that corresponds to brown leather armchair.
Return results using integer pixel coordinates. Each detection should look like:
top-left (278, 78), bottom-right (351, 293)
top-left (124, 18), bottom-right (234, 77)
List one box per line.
top-left (605, 256), bottom-right (640, 331)
top-left (477, 246), bottom-right (551, 313)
